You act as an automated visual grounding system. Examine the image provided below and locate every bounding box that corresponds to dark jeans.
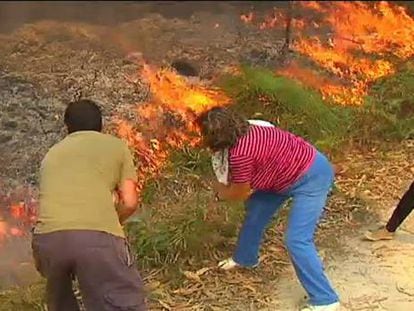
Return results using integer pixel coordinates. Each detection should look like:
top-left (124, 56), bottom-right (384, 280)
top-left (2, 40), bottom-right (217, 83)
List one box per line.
top-left (32, 230), bottom-right (146, 311)
top-left (386, 181), bottom-right (414, 232)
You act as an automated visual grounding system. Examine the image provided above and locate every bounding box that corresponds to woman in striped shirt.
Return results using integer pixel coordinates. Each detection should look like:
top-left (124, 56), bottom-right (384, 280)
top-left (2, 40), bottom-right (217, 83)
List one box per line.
top-left (196, 107), bottom-right (339, 311)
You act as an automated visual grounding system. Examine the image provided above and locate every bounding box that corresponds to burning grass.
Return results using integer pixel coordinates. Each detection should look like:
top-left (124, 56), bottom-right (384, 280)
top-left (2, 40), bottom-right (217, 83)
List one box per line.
top-left (242, 1), bottom-right (414, 105)
top-left (224, 64), bottom-right (413, 150)
top-left (114, 61), bottom-right (231, 201)
top-left (1, 1), bottom-right (414, 309)
top-left (2, 140), bottom-right (413, 310)
top-left (0, 186), bottom-right (37, 248)
top-left (1, 59), bottom-right (413, 310)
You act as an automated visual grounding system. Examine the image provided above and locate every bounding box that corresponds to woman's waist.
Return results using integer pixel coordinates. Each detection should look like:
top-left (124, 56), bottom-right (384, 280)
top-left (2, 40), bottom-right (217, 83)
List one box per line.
top-left (250, 153), bottom-right (317, 191)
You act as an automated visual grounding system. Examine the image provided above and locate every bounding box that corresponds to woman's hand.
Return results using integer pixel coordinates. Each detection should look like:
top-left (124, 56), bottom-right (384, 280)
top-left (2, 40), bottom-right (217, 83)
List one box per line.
top-left (212, 180), bottom-right (227, 197)
top-left (211, 179), bottom-right (252, 202)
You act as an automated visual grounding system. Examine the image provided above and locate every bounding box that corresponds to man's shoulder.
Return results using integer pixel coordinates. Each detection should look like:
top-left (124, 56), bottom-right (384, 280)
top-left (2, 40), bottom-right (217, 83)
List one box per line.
top-left (70, 132), bottom-right (126, 149)
top-left (43, 136), bottom-right (68, 160)
top-left (43, 133), bottom-right (127, 160)
top-left (97, 134), bottom-right (130, 155)
top-left (96, 132), bottom-right (125, 145)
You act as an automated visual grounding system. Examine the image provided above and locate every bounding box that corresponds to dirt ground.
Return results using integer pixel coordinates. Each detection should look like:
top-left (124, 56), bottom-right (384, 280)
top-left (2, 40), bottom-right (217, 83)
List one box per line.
top-left (272, 143), bottom-right (414, 311)
top-left (0, 3), bottom-right (413, 310)
top-left (1, 143), bottom-right (412, 310)
top-left (275, 219), bottom-right (414, 311)
top-left (0, 3), bottom-right (286, 190)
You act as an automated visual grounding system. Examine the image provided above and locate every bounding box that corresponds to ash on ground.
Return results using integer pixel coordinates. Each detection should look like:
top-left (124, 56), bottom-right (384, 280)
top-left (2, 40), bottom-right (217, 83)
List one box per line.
top-left (0, 3), bottom-right (287, 292)
top-left (0, 5), bottom-right (286, 189)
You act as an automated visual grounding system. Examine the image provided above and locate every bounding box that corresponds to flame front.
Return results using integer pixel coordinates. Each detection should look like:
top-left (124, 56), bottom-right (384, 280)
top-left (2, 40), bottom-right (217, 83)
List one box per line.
top-left (0, 62), bottom-right (230, 240)
top-left (242, 1), bottom-right (414, 105)
top-left (0, 189), bottom-right (37, 245)
top-left (116, 62), bottom-right (230, 199)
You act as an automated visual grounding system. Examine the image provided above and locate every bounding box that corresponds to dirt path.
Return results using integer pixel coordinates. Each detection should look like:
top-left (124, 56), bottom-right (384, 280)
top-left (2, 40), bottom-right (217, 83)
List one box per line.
top-left (271, 145), bottom-right (414, 311)
top-left (274, 224), bottom-right (414, 311)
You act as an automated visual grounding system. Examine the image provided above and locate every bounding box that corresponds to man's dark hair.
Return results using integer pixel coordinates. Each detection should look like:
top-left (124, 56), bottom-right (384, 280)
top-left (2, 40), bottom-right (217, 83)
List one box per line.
top-left (64, 99), bottom-right (102, 134)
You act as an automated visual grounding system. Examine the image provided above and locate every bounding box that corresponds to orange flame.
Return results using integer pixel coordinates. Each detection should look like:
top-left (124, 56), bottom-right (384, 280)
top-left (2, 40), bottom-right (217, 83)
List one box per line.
top-left (116, 62), bottom-right (230, 200)
top-left (1, 61), bottom-right (230, 239)
top-left (278, 61), bottom-right (364, 104)
top-left (241, 12), bottom-right (254, 24)
top-left (10, 203), bottom-right (26, 219)
top-left (0, 188), bottom-right (37, 245)
top-left (242, 1), bottom-right (414, 105)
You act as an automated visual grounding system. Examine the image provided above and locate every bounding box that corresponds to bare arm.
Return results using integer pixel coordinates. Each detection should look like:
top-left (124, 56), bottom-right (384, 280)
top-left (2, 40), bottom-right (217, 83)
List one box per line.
top-left (114, 179), bottom-right (138, 224)
top-left (115, 142), bottom-right (139, 225)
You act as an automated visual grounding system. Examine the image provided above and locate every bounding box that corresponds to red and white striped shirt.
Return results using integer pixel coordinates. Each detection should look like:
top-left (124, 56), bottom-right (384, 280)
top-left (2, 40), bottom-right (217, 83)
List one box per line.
top-left (229, 125), bottom-right (316, 192)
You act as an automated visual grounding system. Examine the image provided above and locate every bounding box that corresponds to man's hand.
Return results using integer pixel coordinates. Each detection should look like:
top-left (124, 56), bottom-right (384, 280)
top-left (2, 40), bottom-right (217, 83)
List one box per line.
top-left (114, 180), bottom-right (138, 225)
top-left (112, 190), bottom-right (120, 205)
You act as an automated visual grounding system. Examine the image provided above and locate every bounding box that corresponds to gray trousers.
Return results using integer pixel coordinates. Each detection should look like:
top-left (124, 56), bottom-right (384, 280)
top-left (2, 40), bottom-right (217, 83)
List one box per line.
top-left (32, 230), bottom-right (146, 311)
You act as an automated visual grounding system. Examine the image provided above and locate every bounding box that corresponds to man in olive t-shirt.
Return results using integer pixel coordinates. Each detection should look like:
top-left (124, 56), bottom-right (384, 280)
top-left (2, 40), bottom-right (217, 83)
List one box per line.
top-left (32, 99), bottom-right (146, 311)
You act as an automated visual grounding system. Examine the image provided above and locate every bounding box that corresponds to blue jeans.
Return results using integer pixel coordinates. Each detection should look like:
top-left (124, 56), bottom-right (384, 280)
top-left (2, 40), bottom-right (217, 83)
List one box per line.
top-left (233, 151), bottom-right (339, 305)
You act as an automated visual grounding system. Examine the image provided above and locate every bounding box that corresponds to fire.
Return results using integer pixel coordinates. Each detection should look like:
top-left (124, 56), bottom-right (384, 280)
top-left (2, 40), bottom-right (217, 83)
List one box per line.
top-left (140, 63), bottom-right (229, 114)
top-left (277, 61), bottom-right (364, 104)
top-left (116, 61), bottom-right (230, 199)
top-left (0, 188), bottom-right (37, 245)
top-left (1, 59), bottom-right (230, 239)
top-left (259, 10), bottom-right (284, 30)
top-left (241, 1), bottom-right (414, 105)
top-left (10, 202), bottom-right (26, 219)
top-left (240, 12), bottom-right (254, 24)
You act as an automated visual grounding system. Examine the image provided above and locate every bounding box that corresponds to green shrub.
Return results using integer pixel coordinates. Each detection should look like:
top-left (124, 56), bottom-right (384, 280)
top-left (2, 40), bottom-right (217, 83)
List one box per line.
top-left (126, 147), bottom-right (244, 271)
top-left (220, 65), bottom-right (412, 153)
top-left (364, 62), bottom-right (414, 140)
top-left (221, 66), bottom-right (353, 152)
top-left (127, 64), bottom-right (412, 272)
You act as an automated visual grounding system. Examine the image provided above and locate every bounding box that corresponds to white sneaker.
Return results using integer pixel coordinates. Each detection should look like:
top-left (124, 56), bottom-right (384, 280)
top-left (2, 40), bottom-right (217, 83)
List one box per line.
top-left (218, 258), bottom-right (239, 270)
top-left (300, 302), bottom-right (340, 311)
top-left (218, 257), bottom-right (259, 270)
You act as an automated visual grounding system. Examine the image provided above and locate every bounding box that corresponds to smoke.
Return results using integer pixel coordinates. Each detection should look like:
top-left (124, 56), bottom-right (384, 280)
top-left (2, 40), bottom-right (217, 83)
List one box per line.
top-left (0, 1), bottom-right (281, 33)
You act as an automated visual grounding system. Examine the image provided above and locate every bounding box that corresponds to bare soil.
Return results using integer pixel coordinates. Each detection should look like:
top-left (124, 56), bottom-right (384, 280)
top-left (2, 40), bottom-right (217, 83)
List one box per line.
top-left (0, 3), bottom-right (413, 310)
top-left (272, 143), bottom-right (414, 311)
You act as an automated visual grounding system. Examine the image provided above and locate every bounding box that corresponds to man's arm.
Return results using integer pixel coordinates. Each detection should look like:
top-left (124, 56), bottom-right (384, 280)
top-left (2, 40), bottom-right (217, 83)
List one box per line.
top-left (114, 179), bottom-right (138, 224)
top-left (115, 143), bottom-right (139, 225)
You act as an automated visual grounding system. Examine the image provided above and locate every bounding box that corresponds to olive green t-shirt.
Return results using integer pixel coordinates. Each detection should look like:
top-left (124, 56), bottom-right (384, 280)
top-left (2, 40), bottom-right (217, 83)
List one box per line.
top-left (35, 131), bottom-right (137, 238)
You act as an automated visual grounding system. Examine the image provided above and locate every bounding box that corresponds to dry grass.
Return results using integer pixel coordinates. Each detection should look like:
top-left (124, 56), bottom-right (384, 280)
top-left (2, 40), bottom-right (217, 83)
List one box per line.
top-left (1, 140), bottom-right (412, 310)
top-left (139, 140), bottom-right (413, 310)
top-left (0, 9), bottom-right (413, 311)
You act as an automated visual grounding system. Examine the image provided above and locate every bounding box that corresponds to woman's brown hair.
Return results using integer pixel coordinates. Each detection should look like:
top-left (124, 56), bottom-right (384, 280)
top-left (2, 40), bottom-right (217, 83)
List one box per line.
top-left (196, 106), bottom-right (249, 151)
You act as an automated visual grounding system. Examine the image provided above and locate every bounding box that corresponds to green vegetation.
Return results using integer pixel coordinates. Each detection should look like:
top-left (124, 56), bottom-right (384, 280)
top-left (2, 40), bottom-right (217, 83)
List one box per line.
top-left (124, 64), bottom-right (414, 275)
top-left (2, 62), bottom-right (413, 311)
top-left (0, 283), bottom-right (46, 311)
top-left (125, 147), bottom-right (244, 272)
top-left (365, 62), bottom-right (414, 140)
top-left (221, 65), bottom-right (412, 154)
top-left (221, 66), bottom-right (352, 152)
